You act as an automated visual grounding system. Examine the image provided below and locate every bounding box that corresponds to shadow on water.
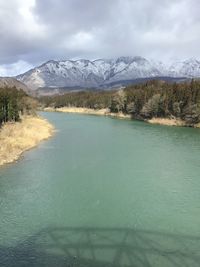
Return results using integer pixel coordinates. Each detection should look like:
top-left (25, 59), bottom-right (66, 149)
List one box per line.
top-left (0, 227), bottom-right (200, 267)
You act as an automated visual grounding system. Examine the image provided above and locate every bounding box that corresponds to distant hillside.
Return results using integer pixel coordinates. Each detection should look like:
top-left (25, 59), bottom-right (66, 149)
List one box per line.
top-left (34, 77), bottom-right (189, 96)
top-left (16, 56), bottom-right (200, 95)
top-left (40, 79), bottom-right (200, 127)
top-left (0, 77), bottom-right (30, 93)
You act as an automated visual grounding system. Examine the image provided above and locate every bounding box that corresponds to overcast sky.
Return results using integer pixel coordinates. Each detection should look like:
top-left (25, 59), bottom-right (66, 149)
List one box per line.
top-left (0, 0), bottom-right (200, 76)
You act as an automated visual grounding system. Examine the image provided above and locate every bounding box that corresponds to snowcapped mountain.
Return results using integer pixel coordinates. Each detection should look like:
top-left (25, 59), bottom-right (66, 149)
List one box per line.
top-left (16, 57), bottom-right (200, 93)
top-left (168, 58), bottom-right (200, 77)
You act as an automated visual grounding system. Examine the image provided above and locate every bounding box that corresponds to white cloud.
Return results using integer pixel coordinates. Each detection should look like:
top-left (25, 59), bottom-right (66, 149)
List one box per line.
top-left (0, 0), bottom-right (200, 75)
top-left (0, 60), bottom-right (33, 77)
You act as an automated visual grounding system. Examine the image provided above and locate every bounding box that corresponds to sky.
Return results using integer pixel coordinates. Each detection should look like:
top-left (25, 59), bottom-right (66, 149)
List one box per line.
top-left (0, 0), bottom-right (200, 76)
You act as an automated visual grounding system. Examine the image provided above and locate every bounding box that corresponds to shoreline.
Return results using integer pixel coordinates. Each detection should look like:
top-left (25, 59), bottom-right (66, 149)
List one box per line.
top-left (43, 107), bottom-right (200, 128)
top-left (147, 117), bottom-right (200, 128)
top-left (0, 116), bottom-right (54, 167)
top-left (43, 107), bottom-right (132, 119)
top-left (147, 117), bottom-right (186, 127)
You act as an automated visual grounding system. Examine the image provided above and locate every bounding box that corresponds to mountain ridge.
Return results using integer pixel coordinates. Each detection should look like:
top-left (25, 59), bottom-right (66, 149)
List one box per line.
top-left (0, 77), bottom-right (30, 93)
top-left (16, 56), bottom-right (200, 93)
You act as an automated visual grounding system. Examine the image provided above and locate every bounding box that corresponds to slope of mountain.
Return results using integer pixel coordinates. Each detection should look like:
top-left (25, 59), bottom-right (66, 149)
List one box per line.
top-left (0, 77), bottom-right (30, 93)
top-left (168, 58), bottom-right (200, 77)
top-left (16, 57), bottom-right (200, 94)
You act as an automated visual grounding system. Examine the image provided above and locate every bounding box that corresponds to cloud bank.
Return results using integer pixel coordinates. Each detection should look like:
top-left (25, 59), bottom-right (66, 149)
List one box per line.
top-left (0, 0), bottom-right (200, 75)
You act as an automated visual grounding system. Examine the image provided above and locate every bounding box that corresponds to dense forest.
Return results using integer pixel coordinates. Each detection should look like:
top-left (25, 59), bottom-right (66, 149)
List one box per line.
top-left (40, 80), bottom-right (200, 125)
top-left (40, 90), bottom-right (115, 110)
top-left (0, 86), bottom-right (37, 126)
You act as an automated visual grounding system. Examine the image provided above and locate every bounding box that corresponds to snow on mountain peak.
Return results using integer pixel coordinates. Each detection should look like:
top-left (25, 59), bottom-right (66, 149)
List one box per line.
top-left (16, 56), bottom-right (200, 91)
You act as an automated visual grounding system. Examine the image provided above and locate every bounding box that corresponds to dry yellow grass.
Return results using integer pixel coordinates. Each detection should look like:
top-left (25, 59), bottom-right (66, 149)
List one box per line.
top-left (0, 116), bottom-right (54, 166)
top-left (148, 117), bottom-right (186, 127)
top-left (55, 107), bottom-right (109, 115)
top-left (44, 107), bottom-right (200, 127)
top-left (44, 107), bottom-right (131, 119)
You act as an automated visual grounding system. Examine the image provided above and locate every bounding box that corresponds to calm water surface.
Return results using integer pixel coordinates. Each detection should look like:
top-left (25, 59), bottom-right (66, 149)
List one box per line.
top-left (0, 112), bottom-right (200, 266)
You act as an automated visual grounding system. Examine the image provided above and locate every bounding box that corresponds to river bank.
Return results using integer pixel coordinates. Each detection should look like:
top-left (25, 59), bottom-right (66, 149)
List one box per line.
top-left (43, 107), bottom-right (200, 128)
top-left (44, 107), bottom-right (132, 119)
top-left (0, 116), bottom-right (54, 167)
top-left (147, 117), bottom-right (186, 127)
top-left (147, 117), bottom-right (200, 128)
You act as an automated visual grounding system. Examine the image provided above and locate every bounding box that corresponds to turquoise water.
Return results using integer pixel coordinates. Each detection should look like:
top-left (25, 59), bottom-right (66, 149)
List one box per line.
top-left (0, 112), bottom-right (200, 266)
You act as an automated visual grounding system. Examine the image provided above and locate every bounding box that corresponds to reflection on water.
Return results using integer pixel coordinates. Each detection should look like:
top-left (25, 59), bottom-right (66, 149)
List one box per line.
top-left (1, 227), bottom-right (200, 267)
top-left (1, 113), bottom-right (200, 266)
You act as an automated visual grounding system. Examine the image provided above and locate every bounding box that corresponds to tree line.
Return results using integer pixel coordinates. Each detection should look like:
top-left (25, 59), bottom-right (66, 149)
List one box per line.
top-left (0, 86), bottom-right (38, 126)
top-left (40, 90), bottom-right (115, 110)
top-left (122, 79), bottom-right (200, 124)
top-left (40, 80), bottom-right (200, 125)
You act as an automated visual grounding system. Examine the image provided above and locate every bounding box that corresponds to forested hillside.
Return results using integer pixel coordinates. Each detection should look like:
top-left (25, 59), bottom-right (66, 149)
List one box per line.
top-left (0, 87), bottom-right (37, 126)
top-left (40, 90), bottom-right (115, 110)
top-left (40, 80), bottom-right (200, 125)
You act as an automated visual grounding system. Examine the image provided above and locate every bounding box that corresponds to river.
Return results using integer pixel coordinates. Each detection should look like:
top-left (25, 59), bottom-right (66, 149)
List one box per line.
top-left (0, 112), bottom-right (200, 266)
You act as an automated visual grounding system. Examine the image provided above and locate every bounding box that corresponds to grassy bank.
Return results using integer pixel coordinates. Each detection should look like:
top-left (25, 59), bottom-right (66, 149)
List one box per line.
top-left (0, 116), bottom-right (54, 167)
top-left (44, 106), bottom-right (200, 127)
top-left (147, 117), bottom-right (200, 127)
top-left (147, 118), bottom-right (186, 127)
top-left (44, 107), bottom-right (132, 119)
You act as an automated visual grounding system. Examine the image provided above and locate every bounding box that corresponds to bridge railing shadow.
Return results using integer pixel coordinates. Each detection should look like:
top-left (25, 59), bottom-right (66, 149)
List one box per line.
top-left (0, 227), bottom-right (200, 267)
